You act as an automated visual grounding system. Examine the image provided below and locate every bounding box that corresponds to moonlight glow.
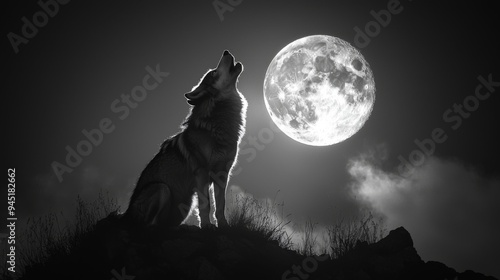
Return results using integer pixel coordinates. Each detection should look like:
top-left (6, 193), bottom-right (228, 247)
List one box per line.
top-left (263, 35), bottom-right (376, 146)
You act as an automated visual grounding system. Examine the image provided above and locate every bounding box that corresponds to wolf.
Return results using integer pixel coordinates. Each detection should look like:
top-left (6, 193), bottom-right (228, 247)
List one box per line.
top-left (125, 50), bottom-right (247, 228)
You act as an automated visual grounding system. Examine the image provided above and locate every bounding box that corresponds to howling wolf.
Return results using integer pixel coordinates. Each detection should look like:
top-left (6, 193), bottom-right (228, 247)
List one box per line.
top-left (125, 50), bottom-right (247, 228)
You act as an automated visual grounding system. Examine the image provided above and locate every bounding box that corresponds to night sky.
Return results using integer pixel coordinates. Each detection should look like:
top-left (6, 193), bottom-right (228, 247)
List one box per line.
top-left (3, 0), bottom-right (499, 277)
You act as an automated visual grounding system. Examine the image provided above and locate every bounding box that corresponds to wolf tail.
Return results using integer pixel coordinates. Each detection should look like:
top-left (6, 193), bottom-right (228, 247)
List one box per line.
top-left (126, 183), bottom-right (171, 227)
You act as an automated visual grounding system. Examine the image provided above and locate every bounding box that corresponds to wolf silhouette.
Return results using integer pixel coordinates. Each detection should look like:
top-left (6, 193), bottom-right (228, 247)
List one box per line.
top-left (125, 50), bottom-right (247, 228)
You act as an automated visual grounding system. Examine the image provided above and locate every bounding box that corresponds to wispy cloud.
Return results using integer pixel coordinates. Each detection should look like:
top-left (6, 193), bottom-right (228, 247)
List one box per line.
top-left (348, 146), bottom-right (500, 277)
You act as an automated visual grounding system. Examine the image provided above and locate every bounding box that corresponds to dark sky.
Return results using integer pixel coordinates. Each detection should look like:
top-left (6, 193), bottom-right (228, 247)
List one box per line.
top-left (3, 0), bottom-right (499, 277)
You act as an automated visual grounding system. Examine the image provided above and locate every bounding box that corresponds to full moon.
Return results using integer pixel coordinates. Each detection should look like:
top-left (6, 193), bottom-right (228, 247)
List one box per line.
top-left (263, 35), bottom-right (376, 146)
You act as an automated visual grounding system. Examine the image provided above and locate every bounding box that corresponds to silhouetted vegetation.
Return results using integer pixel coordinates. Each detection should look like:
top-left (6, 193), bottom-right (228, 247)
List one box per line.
top-left (4, 190), bottom-right (384, 279)
top-left (4, 190), bottom-right (495, 280)
top-left (0, 190), bottom-right (118, 278)
top-left (326, 211), bottom-right (386, 258)
top-left (227, 193), bottom-right (293, 249)
top-left (226, 191), bottom-right (386, 259)
top-left (300, 219), bottom-right (319, 256)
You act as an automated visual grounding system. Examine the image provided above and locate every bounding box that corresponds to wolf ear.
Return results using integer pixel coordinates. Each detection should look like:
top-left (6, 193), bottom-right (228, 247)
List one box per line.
top-left (185, 86), bottom-right (209, 105)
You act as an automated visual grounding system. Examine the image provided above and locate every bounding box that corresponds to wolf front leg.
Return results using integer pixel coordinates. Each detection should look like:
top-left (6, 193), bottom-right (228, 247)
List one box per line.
top-left (210, 169), bottom-right (229, 227)
top-left (194, 168), bottom-right (212, 228)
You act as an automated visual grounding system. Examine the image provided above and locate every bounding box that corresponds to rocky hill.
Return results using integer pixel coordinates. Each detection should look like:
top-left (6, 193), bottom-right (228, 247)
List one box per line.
top-left (19, 213), bottom-right (497, 280)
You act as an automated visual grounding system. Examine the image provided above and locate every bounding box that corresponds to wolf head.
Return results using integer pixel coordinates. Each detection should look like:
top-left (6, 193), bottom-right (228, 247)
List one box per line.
top-left (185, 50), bottom-right (243, 106)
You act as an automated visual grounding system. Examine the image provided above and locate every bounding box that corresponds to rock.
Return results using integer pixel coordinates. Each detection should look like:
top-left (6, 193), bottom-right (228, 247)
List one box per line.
top-left (458, 270), bottom-right (498, 280)
top-left (420, 261), bottom-right (457, 280)
top-left (341, 226), bottom-right (423, 279)
top-left (369, 226), bottom-right (415, 255)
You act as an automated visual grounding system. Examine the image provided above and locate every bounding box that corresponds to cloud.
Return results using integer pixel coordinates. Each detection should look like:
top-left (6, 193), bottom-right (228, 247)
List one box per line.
top-left (348, 148), bottom-right (500, 277)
